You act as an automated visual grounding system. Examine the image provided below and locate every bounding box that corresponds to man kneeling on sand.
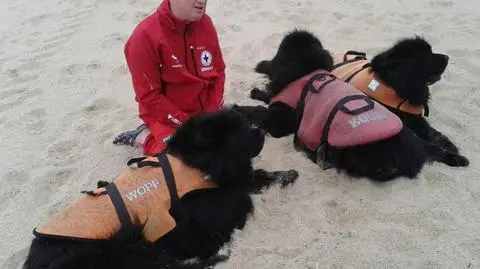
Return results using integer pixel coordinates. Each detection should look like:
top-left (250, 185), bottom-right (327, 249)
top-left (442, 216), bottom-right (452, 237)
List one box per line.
top-left (113, 0), bottom-right (226, 155)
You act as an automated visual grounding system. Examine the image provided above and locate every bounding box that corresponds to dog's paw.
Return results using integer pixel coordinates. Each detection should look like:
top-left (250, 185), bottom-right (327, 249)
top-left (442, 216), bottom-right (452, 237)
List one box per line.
top-left (230, 104), bottom-right (247, 115)
top-left (438, 151), bottom-right (470, 167)
top-left (250, 87), bottom-right (267, 101)
top-left (254, 60), bottom-right (270, 74)
top-left (448, 154), bottom-right (470, 167)
top-left (273, 169), bottom-right (299, 187)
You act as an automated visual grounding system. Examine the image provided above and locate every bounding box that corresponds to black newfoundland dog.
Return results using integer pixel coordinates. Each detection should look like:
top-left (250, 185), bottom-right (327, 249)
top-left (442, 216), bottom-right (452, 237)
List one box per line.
top-left (329, 36), bottom-right (469, 168)
top-left (22, 109), bottom-right (298, 269)
top-left (232, 29), bottom-right (467, 182)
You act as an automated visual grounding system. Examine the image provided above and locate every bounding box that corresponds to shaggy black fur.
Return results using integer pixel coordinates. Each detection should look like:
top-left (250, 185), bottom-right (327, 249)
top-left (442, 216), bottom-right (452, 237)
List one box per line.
top-left (23, 109), bottom-right (298, 269)
top-left (232, 29), bottom-right (466, 181)
top-left (250, 30), bottom-right (469, 168)
top-left (369, 37), bottom-right (468, 166)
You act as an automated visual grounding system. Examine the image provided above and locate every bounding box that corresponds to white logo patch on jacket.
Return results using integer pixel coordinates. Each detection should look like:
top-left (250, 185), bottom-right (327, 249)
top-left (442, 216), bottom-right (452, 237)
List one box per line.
top-left (200, 50), bottom-right (213, 71)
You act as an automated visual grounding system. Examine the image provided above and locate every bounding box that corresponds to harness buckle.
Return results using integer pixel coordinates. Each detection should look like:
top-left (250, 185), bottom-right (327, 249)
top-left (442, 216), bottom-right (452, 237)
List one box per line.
top-left (316, 143), bottom-right (333, 170)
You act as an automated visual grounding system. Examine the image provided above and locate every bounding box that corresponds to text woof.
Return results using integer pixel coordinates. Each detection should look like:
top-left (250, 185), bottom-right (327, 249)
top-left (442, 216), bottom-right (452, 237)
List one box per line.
top-left (348, 111), bottom-right (387, 128)
top-left (125, 179), bottom-right (161, 201)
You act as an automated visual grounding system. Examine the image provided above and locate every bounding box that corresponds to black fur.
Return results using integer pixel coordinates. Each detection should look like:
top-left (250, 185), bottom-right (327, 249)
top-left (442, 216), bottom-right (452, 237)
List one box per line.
top-left (251, 32), bottom-right (468, 168)
top-left (23, 108), bottom-right (298, 269)
top-left (232, 29), bottom-right (464, 181)
top-left (369, 36), bottom-right (468, 166)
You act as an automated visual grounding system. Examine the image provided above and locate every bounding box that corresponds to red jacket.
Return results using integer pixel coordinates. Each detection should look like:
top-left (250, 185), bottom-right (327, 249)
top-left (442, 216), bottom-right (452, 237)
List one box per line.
top-left (124, 0), bottom-right (226, 127)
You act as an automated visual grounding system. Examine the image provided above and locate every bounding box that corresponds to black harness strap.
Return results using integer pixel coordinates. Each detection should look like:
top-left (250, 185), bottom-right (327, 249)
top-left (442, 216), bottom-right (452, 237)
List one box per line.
top-left (331, 51), bottom-right (367, 70)
top-left (294, 71), bottom-right (376, 169)
top-left (156, 154), bottom-right (180, 206)
top-left (344, 63), bottom-right (372, 83)
top-left (321, 95), bottom-right (375, 143)
top-left (344, 51), bottom-right (367, 62)
top-left (157, 154), bottom-right (188, 223)
top-left (105, 183), bottom-right (133, 230)
top-left (396, 98), bottom-right (408, 110)
top-left (295, 73), bottom-right (336, 128)
top-left (81, 153), bottom-right (186, 232)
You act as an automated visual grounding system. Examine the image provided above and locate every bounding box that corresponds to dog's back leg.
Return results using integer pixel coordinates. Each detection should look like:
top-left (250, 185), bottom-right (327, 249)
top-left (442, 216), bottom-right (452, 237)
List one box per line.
top-left (425, 142), bottom-right (469, 167)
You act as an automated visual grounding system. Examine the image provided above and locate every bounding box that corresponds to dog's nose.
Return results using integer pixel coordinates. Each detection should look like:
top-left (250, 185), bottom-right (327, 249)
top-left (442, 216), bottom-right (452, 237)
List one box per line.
top-left (440, 54), bottom-right (449, 63)
top-left (259, 128), bottom-right (267, 137)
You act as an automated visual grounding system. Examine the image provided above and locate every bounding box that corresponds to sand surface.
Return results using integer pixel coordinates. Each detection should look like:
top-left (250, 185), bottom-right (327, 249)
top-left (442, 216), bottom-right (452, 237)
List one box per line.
top-left (1, 0), bottom-right (479, 268)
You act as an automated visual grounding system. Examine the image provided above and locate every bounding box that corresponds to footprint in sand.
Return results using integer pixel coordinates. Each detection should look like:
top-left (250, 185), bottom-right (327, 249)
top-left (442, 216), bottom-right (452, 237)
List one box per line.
top-left (112, 11), bottom-right (128, 22)
top-left (2, 65), bottom-right (41, 87)
top-left (24, 12), bottom-right (55, 28)
top-left (47, 140), bottom-right (82, 164)
top-left (58, 61), bottom-right (102, 84)
top-left (134, 11), bottom-right (151, 22)
top-left (0, 170), bottom-right (29, 202)
top-left (0, 88), bottom-right (44, 114)
top-left (427, 0), bottom-right (453, 8)
top-left (20, 107), bottom-right (47, 135)
top-left (61, 63), bottom-right (84, 76)
top-left (112, 64), bottom-right (129, 76)
top-left (82, 98), bottom-right (117, 117)
top-left (101, 33), bottom-right (128, 50)
top-left (33, 167), bottom-right (78, 204)
top-left (0, 87), bottom-right (27, 100)
top-left (64, 98), bottom-right (120, 141)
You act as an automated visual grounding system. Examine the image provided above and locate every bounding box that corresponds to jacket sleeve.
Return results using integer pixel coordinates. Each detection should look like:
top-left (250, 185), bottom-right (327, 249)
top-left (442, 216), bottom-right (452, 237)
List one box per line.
top-left (204, 23), bottom-right (226, 112)
top-left (124, 28), bottom-right (190, 127)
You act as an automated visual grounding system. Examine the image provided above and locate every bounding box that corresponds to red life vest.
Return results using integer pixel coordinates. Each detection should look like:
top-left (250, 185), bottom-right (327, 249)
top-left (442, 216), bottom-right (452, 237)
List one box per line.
top-left (270, 70), bottom-right (403, 152)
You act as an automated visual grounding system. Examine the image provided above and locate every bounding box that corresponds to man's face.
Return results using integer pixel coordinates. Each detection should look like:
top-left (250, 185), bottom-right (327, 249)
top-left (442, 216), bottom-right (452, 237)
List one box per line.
top-left (171, 0), bottom-right (207, 22)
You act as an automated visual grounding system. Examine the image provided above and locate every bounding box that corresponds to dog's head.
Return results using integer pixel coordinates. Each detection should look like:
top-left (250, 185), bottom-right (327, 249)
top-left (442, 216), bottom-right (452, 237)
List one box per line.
top-left (256, 29), bottom-right (334, 95)
top-left (371, 36), bottom-right (449, 105)
top-left (165, 109), bottom-right (266, 188)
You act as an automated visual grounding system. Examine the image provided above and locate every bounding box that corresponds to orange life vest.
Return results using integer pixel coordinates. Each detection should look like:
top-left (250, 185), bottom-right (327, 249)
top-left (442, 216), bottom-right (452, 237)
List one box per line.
top-left (331, 51), bottom-right (425, 116)
top-left (34, 154), bottom-right (217, 243)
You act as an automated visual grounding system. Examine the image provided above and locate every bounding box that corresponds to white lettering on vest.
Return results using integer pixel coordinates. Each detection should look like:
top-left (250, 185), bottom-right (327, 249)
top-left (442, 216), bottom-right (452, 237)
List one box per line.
top-left (348, 111), bottom-right (387, 128)
top-left (125, 179), bottom-right (161, 201)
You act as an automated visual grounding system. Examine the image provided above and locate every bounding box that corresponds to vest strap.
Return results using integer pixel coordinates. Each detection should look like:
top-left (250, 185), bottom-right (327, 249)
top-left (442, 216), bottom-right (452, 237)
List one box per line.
top-left (331, 51), bottom-right (367, 69)
top-left (321, 95), bottom-right (375, 144)
top-left (106, 182), bottom-right (133, 230)
top-left (157, 154), bottom-right (188, 224)
top-left (344, 63), bottom-right (371, 83)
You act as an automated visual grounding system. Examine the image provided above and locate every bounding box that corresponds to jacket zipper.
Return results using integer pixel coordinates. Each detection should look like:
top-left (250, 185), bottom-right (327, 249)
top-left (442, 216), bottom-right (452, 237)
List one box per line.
top-left (190, 47), bottom-right (205, 110)
top-left (183, 26), bottom-right (190, 73)
top-left (183, 28), bottom-right (205, 111)
top-left (190, 46), bottom-right (200, 77)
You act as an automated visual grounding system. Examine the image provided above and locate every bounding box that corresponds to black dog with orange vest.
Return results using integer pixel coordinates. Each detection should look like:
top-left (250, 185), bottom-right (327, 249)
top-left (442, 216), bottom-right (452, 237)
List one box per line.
top-left (233, 30), bottom-right (463, 181)
top-left (330, 43), bottom-right (468, 167)
top-left (22, 109), bottom-right (299, 269)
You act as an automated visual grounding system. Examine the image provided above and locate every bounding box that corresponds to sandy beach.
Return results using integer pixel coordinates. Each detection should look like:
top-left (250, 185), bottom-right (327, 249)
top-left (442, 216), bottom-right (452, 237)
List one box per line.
top-left (1, 0), bottom-right (479, 268)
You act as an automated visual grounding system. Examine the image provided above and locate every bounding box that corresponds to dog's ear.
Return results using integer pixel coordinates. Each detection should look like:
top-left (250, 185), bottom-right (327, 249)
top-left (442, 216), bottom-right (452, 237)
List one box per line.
top-left (166, 110), bottom-right (259, 188)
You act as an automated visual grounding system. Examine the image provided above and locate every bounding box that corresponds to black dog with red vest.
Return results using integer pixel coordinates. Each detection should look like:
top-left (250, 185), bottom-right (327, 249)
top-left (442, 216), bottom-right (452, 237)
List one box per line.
top-left (233, 30), bottom-right (466, 181)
